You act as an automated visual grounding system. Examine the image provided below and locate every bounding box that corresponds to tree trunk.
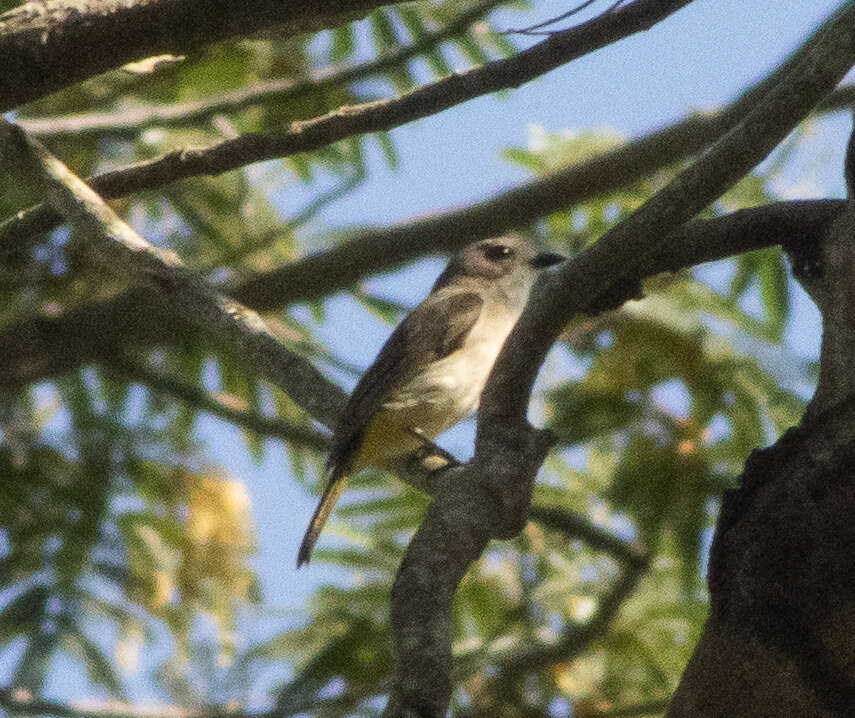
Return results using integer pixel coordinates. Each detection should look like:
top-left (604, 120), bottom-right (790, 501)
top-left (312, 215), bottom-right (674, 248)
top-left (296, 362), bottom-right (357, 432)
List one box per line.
top-left (668, 198), bottom-right (855, 716)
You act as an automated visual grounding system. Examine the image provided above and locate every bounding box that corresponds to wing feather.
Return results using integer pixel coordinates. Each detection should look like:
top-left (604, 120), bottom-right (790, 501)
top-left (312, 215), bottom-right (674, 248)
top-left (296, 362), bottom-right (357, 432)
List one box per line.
top-left (326, 290), bottom-right (483, 477)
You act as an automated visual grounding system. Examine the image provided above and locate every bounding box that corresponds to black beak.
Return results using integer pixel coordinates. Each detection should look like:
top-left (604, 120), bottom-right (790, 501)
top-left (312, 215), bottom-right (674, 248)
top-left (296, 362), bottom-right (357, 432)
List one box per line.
top-left (530, 251), bottom-right (565, 269)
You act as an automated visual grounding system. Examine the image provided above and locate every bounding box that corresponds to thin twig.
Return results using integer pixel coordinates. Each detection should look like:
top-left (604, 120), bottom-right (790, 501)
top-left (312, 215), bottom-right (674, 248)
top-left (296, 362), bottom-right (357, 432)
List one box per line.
top-left (529, 504), bottom-right (648, 567)
top-left (17, 0), bottom-right (507, 140)
top-left (108, 353), bottom-right (330, 451)
top-left (503, 0), bottom-right (598, 35)
top-left (496, 561), bottom-right (648, 674)
top-left (477, 1), bottom-right (855, 431)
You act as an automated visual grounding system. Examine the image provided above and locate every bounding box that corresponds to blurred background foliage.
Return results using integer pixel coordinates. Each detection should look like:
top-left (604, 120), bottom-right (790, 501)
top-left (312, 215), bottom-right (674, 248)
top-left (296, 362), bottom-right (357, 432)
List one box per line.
top-left (0, 0), bottom-right (827, 716)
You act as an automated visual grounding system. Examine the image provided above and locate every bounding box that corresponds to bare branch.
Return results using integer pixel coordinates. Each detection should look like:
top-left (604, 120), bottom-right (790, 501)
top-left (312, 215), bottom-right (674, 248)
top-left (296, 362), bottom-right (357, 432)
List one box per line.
top-left (0, 118), bottom-right (346, 429)
top-left (8, 62), bottom-right (852, 308)
top-left (0, 198), bottom-right (843, 389)
top-left (17, 0), bottom-right (507, 140)
top-left (478, 2), bottom-right (855, 431)
top-left (0, 0), bottom-right (409, 112)
top-left (0, 0), bottom-right (694, 249)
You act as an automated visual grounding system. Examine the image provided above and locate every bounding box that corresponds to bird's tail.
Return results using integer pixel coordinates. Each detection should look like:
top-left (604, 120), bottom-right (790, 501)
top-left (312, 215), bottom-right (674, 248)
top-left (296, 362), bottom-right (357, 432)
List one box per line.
top-left (297, 474), bottom-right (348, 567)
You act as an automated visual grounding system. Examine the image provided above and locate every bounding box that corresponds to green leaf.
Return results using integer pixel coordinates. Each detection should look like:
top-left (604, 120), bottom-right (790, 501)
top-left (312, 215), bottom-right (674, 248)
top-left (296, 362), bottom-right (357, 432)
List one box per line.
top-left (757, 248), bottom-right (790, 341)
top-left (0, 585), bottom-right (50, 644)
top-left (375, 131), bottom-right (399, 169)
top-left (330, 25), bottom-right (356, 64)
top-left (547, 383), bottom-right (644, 445)
top-left (62, 622), bottom-right (125, 696)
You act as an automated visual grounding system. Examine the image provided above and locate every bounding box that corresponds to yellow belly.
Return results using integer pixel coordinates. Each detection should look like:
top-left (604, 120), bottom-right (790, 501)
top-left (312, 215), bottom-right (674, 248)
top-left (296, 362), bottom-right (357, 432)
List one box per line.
top-left (351, 401), bottom-right (462, 473)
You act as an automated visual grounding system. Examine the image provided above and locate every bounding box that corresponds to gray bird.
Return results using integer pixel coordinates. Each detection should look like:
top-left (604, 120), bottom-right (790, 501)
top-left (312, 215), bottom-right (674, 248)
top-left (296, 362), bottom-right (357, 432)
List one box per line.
top-left (297, 235), bottom-right (564, 566)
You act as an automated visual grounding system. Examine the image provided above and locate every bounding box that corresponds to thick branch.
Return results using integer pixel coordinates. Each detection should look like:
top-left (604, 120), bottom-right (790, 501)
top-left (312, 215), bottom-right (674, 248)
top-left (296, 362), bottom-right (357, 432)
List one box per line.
top-left (0, 0), bottom-right (693, 249)
top-left (0, 0), bottom-right (407, 112)
top-left (385, 5), bottom-right (855, 714)
top-left (5, 42), bottom-right (848, 307)
top-left (385, 424), bottom-right (555, 716)
top-left (17, 0), bottom-right (506, 140)
top-left (0, 200), bottom-right (843, 387)
top-left (478, 1), bottom-right (855, 431)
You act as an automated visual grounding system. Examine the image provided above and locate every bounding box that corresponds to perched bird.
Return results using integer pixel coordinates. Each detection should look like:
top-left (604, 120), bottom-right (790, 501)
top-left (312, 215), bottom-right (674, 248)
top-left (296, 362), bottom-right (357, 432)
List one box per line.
top-left (297, 235), bottom-right (564, 566)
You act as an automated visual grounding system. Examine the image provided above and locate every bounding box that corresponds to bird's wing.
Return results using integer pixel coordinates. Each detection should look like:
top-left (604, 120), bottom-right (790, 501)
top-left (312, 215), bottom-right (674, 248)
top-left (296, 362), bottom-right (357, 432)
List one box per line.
top-left (326, 290), bottom-right (483, 477)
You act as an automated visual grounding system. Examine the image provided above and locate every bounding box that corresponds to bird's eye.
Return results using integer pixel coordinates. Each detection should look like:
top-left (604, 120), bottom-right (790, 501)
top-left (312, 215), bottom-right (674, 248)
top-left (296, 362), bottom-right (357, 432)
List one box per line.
top-left (483, 244), bottom-right (514, 261)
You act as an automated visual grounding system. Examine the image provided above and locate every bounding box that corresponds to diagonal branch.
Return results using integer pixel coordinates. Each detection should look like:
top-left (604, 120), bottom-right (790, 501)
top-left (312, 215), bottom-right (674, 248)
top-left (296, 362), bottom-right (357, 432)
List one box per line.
top-left (478, 2), bottom-right (855, 430)
top-left (529, 504), bottom-right (647, 568)
top-left (0, 118), bottom-right (346, 429)
top-left (497, 559), bottom-right (648, 675)
top-left (5, 70), bottom-right (854, 305)
top-left (17, 0), bottom-right (507, 140)
top-left (0, 117), bottom-right (455, 506)
top-left (0, 0), bottom-right (409, 112)
top-left (0, 0), bottom-right (694, 249)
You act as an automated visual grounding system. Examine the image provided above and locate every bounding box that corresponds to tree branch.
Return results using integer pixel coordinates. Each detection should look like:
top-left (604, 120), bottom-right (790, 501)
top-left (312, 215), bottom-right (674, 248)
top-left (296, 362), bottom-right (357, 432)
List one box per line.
top-left (0, 0), bottom-right (410, 112)
top-left (0, 199), bottom-right (843, 387)
top-left (479, 1), bottom-right (855, 431)
top-left (17, 0), bottom-right (507, 140)
top-left (0, 0), bottom-right (694, 249)
top-left (384, 4), bottom-right (855, 713)
top-left (529, 504), bottom-right (647, 568)
top-left (499, 561), bottom-right (647, 676)
top-left (6, 57), bottom-right (851, 307)
top-left (0, 118), bottom-right (346, 429)
top-left (384, 424), bottom-right (555, 716)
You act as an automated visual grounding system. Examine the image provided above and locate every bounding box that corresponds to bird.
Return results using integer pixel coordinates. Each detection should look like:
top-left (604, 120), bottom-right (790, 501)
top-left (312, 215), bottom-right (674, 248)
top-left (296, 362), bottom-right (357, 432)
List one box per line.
top-left (297, 234), bottom-right (564, 566)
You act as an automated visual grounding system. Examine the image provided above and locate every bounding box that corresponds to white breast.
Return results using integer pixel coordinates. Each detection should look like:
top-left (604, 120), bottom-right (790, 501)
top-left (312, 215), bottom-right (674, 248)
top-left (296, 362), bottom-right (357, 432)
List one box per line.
top-left (381, 302), bottom-right (522, 436)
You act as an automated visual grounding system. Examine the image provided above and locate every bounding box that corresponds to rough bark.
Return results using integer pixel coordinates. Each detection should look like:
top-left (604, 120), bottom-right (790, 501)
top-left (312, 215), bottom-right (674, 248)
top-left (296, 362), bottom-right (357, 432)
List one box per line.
top-left (384, 424), bottom-right (554, 716)
top-left (668, 202), bottom-right (855, 717)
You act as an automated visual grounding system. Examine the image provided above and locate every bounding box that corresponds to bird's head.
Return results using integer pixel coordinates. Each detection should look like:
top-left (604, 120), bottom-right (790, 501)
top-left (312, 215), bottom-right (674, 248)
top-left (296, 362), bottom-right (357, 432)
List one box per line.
top-left (432, 234), bottom-right (564, 302)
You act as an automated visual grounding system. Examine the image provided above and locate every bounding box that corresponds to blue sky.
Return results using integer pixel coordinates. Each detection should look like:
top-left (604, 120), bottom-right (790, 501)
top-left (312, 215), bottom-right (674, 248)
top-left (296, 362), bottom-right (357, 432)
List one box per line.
top-left (31, 0), bottom-right (853, 707)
